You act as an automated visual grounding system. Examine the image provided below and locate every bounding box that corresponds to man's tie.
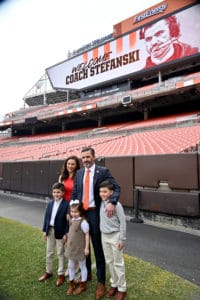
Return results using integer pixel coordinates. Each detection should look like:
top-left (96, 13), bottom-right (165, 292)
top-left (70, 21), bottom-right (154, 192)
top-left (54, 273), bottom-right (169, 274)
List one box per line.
top-left (83, 169), bottom-right (90, 210)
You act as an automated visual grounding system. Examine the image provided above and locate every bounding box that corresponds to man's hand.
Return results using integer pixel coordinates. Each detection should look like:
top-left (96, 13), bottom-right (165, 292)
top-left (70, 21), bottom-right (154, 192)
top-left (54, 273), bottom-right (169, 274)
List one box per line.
top-left (105, 203), bottom-right (115, 218)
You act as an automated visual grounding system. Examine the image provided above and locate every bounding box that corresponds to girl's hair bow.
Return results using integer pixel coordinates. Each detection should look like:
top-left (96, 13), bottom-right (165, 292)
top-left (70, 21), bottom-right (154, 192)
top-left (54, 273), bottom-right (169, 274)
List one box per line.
top-left (70, 199), bottom-right (80, 206)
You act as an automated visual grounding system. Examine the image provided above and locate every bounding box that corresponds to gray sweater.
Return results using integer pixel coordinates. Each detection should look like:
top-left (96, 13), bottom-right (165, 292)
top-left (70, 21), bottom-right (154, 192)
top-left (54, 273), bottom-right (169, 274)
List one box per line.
top-left (100, 200), bottom-right (126, 242)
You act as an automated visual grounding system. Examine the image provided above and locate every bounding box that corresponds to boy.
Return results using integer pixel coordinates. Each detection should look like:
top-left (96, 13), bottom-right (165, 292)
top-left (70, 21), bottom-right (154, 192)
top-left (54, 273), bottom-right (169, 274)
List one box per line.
top-left (99, 181), bottom-right (127, 300)
top-left (38, 182), bottom-right (69, 287)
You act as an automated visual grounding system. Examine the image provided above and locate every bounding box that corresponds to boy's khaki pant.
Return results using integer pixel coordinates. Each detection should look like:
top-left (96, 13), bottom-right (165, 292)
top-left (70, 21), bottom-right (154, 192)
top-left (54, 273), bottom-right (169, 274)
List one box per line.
top-left (101, 231), bottom-right (126, 292)
top-left (46, 227), bottom-right (65, 275)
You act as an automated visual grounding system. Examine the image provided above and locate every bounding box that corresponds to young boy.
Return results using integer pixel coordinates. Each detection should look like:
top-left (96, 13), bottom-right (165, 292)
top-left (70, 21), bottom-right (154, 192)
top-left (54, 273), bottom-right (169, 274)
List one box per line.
top-left (99, 181), bottom-right (127, 300)
top-left (38, 182), bottom-right (69, 287)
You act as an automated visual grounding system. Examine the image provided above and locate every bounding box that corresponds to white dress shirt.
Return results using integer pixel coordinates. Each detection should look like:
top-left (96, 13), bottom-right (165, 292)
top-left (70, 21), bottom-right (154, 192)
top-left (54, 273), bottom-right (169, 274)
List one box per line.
top-left (50, 199), bottom-right (62, 226)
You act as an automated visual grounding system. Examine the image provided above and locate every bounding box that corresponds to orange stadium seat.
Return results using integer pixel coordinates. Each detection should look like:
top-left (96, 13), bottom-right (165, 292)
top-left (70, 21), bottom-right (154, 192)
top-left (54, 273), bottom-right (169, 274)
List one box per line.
top-left (0, 121), bottom-right (199, 161)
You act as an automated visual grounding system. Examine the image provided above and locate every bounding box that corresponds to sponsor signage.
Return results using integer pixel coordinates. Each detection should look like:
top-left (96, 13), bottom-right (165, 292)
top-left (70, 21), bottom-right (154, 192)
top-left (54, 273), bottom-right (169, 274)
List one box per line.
top-left (133, 3), bottom-right (167, 24)
top-left (113, 0), bottom-right (197, 37)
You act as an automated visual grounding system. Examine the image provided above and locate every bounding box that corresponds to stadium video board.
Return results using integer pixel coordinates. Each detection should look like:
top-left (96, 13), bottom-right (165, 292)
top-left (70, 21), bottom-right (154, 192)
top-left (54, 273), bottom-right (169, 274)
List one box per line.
top-left (46, 4), bottom-right (200, 91)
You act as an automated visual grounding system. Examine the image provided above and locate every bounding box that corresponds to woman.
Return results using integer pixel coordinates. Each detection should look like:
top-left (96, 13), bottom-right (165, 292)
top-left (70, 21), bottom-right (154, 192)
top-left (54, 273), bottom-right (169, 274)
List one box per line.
top-left (59, 155), bottom-right (81, 277)
top-left (59, 155), bottom-right (81, 202)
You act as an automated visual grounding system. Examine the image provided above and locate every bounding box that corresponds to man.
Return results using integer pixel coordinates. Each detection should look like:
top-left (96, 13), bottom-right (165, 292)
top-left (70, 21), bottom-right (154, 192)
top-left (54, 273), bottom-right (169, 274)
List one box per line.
top-left (71, 147), bottom-right (120, 300)
top-left (140, 16), bottom-right (198, 68)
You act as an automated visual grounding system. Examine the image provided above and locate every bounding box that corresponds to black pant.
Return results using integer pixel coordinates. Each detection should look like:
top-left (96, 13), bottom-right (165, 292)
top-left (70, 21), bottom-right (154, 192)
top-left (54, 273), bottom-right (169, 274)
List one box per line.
top-left (85, 209), bottom-right (105, 284)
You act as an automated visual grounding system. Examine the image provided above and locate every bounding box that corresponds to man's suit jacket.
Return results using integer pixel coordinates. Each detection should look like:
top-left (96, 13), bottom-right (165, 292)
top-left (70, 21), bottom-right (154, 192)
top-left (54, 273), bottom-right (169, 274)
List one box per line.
top-left (71, 164), bottom-right (120, 211)
top-left (42, 199), bottom-right (69, 239)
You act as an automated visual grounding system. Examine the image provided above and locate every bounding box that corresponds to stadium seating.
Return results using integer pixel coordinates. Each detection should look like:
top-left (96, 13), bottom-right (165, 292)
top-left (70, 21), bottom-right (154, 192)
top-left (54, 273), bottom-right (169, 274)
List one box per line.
top-left (0, 119), bottom-right (199, 161)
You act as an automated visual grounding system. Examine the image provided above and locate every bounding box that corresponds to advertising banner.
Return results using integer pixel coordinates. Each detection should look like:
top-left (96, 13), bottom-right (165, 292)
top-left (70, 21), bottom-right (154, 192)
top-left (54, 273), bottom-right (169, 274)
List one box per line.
top-left (46, 4), bottom-right (200, 91)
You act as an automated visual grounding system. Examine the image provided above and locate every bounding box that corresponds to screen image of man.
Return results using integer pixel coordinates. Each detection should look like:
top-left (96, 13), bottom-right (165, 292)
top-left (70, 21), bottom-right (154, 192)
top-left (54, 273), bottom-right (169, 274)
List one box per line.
top-left (139, 15), bottom-right (199, 68)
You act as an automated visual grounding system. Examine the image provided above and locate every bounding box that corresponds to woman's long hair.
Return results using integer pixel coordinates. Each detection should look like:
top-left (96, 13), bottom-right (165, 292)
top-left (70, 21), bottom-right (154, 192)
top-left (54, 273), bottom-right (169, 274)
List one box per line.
top-left (60, 155), bottom-right (80, 181)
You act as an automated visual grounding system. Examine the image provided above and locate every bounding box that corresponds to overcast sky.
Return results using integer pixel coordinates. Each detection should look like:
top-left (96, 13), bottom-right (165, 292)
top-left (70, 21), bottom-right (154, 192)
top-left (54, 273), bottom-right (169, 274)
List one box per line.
top-left (0, 0), bottom-right (162, 116)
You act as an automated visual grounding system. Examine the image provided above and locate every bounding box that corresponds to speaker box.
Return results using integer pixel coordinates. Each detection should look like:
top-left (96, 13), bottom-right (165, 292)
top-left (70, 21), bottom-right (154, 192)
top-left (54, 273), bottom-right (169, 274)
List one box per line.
top-left (121, 96), bottom-right (132, 105)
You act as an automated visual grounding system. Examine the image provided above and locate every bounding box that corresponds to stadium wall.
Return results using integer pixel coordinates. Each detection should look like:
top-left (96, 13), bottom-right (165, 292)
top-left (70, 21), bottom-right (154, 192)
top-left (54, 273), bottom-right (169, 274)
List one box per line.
top-left (0, 153), bottom-right (199, 229)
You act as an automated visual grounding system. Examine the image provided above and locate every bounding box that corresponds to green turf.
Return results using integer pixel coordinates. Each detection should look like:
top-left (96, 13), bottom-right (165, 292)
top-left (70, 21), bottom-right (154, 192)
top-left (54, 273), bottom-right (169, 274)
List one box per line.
top-left (0, 217), bottom-right (199, 300)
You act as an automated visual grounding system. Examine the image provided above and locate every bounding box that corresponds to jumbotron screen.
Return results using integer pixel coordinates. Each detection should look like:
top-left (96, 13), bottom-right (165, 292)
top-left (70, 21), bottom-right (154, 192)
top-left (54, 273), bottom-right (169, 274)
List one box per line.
top-left (46, 4), bottom-right (200, 91)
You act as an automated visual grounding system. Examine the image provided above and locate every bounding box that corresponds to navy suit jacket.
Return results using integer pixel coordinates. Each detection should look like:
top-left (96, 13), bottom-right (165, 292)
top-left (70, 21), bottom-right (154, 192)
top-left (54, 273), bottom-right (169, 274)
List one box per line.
top-left (42, 199), bottom-right (69, 239)
top-left (71, 164), bottom-right (120, 211)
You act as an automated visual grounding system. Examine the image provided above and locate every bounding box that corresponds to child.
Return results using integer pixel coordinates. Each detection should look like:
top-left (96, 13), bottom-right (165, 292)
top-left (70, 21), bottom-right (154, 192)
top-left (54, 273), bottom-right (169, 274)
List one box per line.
top-left (99, 181), bottom-right (127, 300)
top-left (38, 182), bottom-right (69, 287)
top-left (65, 199), bottom-right (90, 296)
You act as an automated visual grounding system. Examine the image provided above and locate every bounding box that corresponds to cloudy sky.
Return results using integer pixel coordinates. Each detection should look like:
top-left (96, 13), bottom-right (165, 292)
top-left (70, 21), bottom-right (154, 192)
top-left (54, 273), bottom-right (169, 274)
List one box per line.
top-left (0, 0), bottom-right (162, 116)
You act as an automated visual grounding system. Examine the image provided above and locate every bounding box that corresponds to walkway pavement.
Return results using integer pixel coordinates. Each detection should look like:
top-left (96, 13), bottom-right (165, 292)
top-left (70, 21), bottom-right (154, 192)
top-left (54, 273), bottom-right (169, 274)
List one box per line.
top-left (0, 191), bottom-right (200, 286)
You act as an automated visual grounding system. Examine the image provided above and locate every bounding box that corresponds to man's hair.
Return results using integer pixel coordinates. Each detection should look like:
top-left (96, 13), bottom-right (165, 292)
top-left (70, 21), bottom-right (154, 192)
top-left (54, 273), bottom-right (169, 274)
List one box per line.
top-left (81, 146), bottom-right (95, 157)
top-left (99, 180), bottom-right (114, 191)
top-left (139, 15), bottom-right (180, 40)
top-left (52, 182), bottom-right (65, 192)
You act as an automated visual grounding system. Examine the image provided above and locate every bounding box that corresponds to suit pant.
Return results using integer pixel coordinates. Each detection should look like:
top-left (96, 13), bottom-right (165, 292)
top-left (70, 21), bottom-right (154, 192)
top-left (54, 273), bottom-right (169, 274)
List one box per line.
top-left (85, 210), bottom-right (106, 284)
top-left (46, 227), bottom-right (65, 275)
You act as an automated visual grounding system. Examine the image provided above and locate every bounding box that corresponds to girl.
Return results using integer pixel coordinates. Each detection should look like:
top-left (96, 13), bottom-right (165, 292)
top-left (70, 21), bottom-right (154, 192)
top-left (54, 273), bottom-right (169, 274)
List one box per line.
top-left (65, 200), bottom-right (90, 296)
top-left (59, 156), bottom-right (81, 276)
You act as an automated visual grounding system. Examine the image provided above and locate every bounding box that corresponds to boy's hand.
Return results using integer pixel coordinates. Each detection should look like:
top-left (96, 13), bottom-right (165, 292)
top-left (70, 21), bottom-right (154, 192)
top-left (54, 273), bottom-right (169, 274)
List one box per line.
top-left (63, 235), bottom-right (67, 242)
top-left (43, 232), bottom-right (47, 241)
top-left (118, 242), bottom-right (124, 250)
top-left (66, 214), bottom-right (71, 222)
